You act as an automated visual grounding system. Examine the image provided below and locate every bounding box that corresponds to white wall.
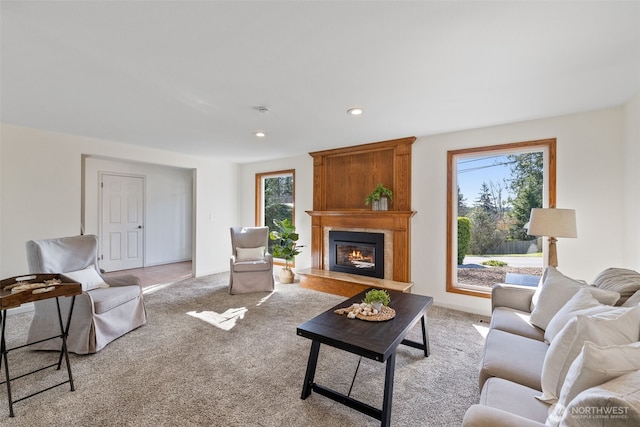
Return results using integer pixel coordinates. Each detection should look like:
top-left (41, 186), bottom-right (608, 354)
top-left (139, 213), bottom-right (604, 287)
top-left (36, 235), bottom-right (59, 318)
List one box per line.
top-left (0, 124), bottom-right (238, 279)
top-left (238, 154), bottom-right (314, 273)
top-left (84, 157), bottom-right (193, 267)
top-left (622, 91), bottom-right (640, 270)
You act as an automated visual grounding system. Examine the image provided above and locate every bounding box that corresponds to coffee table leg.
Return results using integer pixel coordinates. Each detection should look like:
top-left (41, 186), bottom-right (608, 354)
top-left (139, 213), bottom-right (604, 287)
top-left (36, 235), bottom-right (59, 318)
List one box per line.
top-left (301, 340), bottom-right (321, 399)
top-left (381, 351), bottom-right (396, 427)
top-left (421, 315), bottom-right (430, 357)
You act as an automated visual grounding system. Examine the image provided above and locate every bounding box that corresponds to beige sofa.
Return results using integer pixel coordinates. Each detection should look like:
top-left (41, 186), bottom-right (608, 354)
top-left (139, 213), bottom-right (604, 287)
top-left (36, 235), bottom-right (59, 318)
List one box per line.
top-left (462, 267), bottom-right (640, 427)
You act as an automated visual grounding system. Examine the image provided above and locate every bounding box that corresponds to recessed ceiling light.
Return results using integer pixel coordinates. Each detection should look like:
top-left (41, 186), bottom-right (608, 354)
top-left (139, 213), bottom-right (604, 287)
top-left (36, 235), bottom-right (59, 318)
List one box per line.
top-left (255, 131), bottom-right (266, 138)
top-left (347, 107), bottom-right (363, 116)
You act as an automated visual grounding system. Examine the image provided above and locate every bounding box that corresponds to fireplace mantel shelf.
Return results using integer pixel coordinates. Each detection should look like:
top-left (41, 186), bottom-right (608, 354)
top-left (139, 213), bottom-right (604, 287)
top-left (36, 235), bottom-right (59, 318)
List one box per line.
top-left (306, 210), bottom-right (416, 218)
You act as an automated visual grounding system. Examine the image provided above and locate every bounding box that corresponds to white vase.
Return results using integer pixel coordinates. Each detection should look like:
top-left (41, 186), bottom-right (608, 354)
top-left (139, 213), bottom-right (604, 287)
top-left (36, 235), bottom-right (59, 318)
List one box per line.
top-left (371, 301), bottom-right (383, 311)
top-left (379, 197), bottom-right (388, 211)
top-left (372, 199), bottom-right (381, 211)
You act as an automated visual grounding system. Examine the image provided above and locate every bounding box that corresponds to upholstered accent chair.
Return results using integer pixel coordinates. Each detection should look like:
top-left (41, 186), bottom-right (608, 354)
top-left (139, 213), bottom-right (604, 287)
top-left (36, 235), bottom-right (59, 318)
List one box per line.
top-left (25, 235), bottom-right (147, 354)
top-left (229, 226), bottom-right (274, 294)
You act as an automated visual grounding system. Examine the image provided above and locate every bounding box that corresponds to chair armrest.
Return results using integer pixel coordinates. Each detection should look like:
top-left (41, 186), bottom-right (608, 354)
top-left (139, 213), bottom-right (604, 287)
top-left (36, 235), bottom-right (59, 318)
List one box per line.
top-left (491, 284), bottom-right (536, 313)
top-left (462, 405), bottom-right (544, 427)
top-left (103, 274), bottom-right (141, 287)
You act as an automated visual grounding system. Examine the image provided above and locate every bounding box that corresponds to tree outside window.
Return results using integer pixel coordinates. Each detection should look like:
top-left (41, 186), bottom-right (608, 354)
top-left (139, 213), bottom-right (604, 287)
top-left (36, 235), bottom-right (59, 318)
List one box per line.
top-left (447, 139), bottom-right (556, 297)
top-left (256, 170), bottom-right (294, 256)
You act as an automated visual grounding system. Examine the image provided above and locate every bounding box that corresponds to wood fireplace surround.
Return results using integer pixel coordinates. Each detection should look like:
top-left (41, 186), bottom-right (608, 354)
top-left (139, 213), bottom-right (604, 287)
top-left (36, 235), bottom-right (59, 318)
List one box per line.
top-left (301, 136), bottom-right (416, 295)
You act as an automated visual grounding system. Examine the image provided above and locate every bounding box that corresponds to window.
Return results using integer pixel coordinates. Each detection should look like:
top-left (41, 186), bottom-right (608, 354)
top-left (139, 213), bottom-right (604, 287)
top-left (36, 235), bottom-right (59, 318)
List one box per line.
top-left (447, 139), bottom-right (556, 297)
top-left (255, 170), bottom-right (295, 257)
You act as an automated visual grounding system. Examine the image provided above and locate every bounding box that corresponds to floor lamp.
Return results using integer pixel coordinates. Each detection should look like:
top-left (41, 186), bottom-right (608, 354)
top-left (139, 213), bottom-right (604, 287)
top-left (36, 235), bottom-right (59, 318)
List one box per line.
top-left (527, 208), bottom-right (577, 267)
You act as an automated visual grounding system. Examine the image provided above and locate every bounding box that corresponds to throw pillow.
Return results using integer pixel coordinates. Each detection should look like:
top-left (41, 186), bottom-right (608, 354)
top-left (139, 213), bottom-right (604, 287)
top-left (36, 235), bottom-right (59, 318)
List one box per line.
top-left (559, 370), bottom-right (640, 427)
top-left (236, 246), bottom-right (265, 261)
top-left (63, 266), bottom-right (109, 291)
top-left (537, 306), bottom-right (640, 404)
top-left (529, 267), bottom-right (620, 330)
top-left (544, 288), bottom-right (621, 343)
top-left (562, 341), bottom-right (640, 405)
top-left (623, 290), bottom-right (640, 307)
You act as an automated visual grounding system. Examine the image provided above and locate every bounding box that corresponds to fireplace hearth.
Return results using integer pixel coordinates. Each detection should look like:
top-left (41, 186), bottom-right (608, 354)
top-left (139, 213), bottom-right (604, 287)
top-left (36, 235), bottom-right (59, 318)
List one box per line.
top-left (329, 231), bottom-right (384, 279)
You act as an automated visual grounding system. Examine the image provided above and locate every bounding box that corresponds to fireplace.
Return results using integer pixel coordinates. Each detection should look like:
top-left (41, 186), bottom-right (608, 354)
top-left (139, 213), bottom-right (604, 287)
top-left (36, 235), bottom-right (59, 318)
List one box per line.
top-left (329, 231), bottom-right (384, 279)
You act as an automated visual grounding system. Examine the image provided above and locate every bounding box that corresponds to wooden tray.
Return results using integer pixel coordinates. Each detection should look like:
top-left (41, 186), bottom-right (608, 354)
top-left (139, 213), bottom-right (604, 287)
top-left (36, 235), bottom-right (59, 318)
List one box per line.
top-left (1, 273), bottom-right (81, 310)
top-left (356, 305), bottom-right (396, 321)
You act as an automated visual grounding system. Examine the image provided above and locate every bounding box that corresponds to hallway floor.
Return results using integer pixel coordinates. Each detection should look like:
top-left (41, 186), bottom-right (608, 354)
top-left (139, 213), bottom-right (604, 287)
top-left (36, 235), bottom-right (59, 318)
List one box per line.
top-left (104, 261), bottom-right (192, 289)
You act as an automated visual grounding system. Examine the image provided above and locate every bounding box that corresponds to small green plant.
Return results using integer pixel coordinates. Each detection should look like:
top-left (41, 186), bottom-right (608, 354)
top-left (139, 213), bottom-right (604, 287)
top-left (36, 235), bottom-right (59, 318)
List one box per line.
top-left (481, 259), bottom-right (508, 267)
top-left (269, 218), bottom-right (302, 270)
top-left (365, 183), bottom-right (393, 205)
top-left (363, 289), bottom-right (391, 306)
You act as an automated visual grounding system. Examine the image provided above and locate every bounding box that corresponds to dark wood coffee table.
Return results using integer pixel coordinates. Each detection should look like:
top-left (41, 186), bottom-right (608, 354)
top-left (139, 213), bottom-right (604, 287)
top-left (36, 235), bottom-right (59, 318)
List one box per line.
top-left (297, 288), bottom-right (433, 426)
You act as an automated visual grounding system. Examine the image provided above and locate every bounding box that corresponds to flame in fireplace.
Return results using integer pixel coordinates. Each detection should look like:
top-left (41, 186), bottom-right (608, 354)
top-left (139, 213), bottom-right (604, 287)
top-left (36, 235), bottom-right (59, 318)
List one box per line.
top-left (349, 250), bottom-right (373, 263)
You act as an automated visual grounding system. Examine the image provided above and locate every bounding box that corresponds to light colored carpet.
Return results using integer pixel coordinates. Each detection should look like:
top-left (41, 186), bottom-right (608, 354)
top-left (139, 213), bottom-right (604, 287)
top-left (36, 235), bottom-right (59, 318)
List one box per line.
top-left (1, 273), bottom-right (489, 426)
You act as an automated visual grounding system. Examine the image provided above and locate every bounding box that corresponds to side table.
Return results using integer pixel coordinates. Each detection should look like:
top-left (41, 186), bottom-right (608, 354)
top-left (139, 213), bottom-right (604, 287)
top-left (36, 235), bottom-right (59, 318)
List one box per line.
top-left (0, 274), bottom-right (81, 417)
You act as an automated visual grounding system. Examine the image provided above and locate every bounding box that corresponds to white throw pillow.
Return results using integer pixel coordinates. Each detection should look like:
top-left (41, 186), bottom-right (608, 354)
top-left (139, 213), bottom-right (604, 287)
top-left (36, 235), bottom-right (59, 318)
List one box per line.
top-left (559, 370), bottom-right (640, 427)
top-left (63, 266), bottom-right (109, 291)
top-left (623, 290), bottom-right (640, 307)
top-left (544, 288), bottom-right (618, 343)
top-left (235, 246), bottom-right (265, 261)
top-left (530, 267), bottom-right (620, 330)
top-left (538, 306), bottom-right (640, 404)
top-left (546, 341), bottom-right (640, 426)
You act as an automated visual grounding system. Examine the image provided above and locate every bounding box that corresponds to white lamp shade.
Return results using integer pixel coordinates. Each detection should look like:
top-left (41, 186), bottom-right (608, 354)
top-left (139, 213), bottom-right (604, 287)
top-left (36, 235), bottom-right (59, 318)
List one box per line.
top-left (528, 208), bottom-right (577, 238)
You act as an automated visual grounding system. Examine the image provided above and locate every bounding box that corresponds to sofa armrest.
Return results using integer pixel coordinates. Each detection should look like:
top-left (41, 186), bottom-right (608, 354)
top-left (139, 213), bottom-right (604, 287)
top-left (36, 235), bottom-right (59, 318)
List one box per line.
top-left (491, 284), bottom-right (536, 313)
top-left (462, 405), bottom-right (544, 427)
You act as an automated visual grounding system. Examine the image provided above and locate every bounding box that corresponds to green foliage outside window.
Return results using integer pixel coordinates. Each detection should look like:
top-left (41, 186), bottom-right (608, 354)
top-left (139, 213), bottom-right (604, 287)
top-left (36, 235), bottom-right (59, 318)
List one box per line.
top-left (457, 217), bottom-right (471, 265)
top-left (263, 175), bottom-right (293, 253)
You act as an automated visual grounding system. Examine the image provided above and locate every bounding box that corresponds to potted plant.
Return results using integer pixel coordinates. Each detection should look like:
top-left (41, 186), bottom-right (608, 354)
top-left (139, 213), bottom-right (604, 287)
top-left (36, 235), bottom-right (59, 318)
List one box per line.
top-left (365, 183), bottom-right (393, 211)
top-left (363, 289), bottom-right (391, 311)
top-left (269, 218), bottom-right (302, 284)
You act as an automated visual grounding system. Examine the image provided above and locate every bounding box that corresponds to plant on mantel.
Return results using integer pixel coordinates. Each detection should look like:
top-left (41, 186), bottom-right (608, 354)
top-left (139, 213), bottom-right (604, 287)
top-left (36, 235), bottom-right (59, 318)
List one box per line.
top-left (365, 183), bottom-right (393, 210)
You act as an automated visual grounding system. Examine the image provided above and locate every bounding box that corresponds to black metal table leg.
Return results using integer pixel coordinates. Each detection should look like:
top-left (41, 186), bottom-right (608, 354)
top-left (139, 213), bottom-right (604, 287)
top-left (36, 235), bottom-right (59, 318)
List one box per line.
top-left (301, 341), bottom-right (320, 399)
top-left (55, 296), bottom-right (76, 391)
top-left (381, 351), bottom-right (396, 427)
top-left (420, 315), bottom-right (430, 357)
top-left (1, 310), bottom-right (15, 417)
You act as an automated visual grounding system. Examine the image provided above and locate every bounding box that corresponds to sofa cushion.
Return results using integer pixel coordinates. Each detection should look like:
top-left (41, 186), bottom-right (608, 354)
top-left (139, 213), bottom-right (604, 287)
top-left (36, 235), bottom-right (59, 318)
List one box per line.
top-left (559, 370), bottom-right (640, 427)
top-left (480, 329), bottom-right (548, 391)
top-left (544, 288), bottom-right (619, 343)
top-left (538, 306), bottom-right (640, 404)
top-left (529, 267), bottom-right (620, 331)
top-left (479, 377), bottom-right (550, 424)
top-left (593, 267), bottom-right (640, 304)
top-left (490, 307), bottom-right (544, 342)
top-left (88, 285), bottom-right (142, 314)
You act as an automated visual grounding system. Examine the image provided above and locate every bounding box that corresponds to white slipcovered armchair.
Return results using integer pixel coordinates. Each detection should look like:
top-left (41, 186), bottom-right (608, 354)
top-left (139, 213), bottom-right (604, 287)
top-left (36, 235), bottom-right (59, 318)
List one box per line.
top-left (229, 226), bottom-right (274, 294)
top-left (25, 235), bottom-right (147, 354)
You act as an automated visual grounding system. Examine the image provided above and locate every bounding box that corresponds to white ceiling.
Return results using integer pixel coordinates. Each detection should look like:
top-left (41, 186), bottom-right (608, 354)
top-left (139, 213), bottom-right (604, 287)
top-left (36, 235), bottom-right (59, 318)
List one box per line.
top-left (2, 1), bottom-right (639, 162)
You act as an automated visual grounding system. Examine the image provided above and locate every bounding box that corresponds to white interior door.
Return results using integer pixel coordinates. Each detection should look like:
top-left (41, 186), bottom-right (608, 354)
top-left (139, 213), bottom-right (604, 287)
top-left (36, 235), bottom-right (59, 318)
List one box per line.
top-left (100, 173), bottom-right (144, 272)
